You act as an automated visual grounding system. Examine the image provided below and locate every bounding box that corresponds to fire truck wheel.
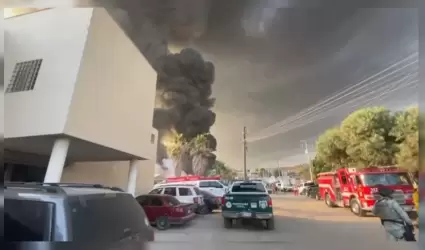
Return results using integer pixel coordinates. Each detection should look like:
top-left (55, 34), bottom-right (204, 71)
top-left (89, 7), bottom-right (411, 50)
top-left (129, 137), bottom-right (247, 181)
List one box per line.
top-left (325, 193), bottom-right (336, 207)
top-left (350, 199), bottom-right (366, 217)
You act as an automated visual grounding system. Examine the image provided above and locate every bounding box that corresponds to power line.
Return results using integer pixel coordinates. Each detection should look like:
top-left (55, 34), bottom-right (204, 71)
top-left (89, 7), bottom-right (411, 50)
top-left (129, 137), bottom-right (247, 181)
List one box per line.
top-left (247, 59), bottom-right (418, 141)
top-left (249, 53), bottom-right (418, 136)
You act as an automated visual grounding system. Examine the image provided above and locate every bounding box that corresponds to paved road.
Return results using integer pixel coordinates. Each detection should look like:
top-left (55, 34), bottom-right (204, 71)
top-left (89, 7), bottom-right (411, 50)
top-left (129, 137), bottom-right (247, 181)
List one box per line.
top-left (148, 194), bottom-right (419, 250)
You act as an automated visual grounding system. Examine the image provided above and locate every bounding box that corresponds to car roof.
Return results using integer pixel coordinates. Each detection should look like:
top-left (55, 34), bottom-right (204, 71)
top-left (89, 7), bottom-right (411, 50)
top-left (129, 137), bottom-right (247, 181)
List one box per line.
top-left (4, 182), bottom-right (124, 199)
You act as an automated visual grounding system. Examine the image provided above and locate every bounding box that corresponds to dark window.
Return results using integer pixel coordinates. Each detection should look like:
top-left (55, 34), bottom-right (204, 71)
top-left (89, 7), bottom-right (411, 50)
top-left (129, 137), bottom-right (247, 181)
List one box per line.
top-left (231, 183), bottom-right (266, 193)
top-left (6, 59), bottom-right (42, 93)
top-left (5, 199), bottom-right (54, 241)
top-left (163, 187), bottom-right (176, 196)
top-left (149, 188), bottom-right (163, 194)
top-left (361, 173), bottom-right (412, 186)
top-left (164, 196), bottom-right (180, 206)
top-left (136, 196), bottom-right (149, 206)
top-left (355, 176), bottom-right (362, 185)
top-left (199, 181), bottom-right (209, 188)
top-left (150, 197), bottom-right (163, 206)
top-left (341, 175), bottom-right (348, 184)
top-left (210, 181), bottom-right (223, 188)
top-left (70, 194), bottom-right (148, 241)
top-left (178, 188), bottom-right (192, 196)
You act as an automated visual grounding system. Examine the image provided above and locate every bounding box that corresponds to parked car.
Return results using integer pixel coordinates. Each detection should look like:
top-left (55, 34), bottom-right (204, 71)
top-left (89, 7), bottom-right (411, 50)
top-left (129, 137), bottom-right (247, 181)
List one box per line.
top-left (4, 182), bottom-right (154, 245)
top-left (222, 181), bottom-right (274, 230)
top-left (149, 184), bottom-right (204, 212)
top-left (199, 190), bottom-right (221, 213)
top-left (298, 181), bottom-right (315, 195)
top-left (136, 194), bottom-right (196, 230)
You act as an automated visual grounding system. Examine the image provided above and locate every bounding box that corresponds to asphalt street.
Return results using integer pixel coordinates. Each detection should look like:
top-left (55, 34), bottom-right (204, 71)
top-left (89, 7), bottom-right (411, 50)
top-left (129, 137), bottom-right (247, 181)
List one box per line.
top-left (148, 194), bottom-right (419, 250)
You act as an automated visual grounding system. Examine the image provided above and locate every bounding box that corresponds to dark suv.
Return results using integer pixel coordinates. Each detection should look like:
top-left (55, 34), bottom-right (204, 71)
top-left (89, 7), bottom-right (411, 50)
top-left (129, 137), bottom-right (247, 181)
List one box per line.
top-left (4, 182), bottom-right (154, 247)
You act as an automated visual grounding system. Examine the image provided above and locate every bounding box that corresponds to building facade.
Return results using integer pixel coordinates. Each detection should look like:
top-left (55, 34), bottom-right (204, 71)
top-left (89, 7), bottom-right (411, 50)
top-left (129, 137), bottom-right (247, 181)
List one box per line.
top-left (4, 8), bottom-right (158, 195)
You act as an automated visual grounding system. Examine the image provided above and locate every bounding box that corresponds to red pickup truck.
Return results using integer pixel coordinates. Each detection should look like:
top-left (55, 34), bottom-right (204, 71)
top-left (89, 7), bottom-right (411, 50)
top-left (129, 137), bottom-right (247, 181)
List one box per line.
top-left (136, 194), bottom-right (196, 230)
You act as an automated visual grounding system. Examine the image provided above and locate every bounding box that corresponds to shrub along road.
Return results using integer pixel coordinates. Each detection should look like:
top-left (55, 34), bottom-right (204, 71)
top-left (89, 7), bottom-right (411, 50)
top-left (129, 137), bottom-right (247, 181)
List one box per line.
top-left (149, 194), bottom-right (417, 250)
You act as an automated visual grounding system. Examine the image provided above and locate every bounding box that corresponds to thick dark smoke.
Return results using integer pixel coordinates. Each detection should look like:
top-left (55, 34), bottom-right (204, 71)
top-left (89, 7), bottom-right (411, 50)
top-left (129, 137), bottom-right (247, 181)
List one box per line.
top-left (153, 48), bottom-right (217, 162)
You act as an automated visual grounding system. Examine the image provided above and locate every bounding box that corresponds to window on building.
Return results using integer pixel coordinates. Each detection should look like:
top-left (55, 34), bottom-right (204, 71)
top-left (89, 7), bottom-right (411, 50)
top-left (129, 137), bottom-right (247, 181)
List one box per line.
top-left (6, 59), bottom-right (43, 93)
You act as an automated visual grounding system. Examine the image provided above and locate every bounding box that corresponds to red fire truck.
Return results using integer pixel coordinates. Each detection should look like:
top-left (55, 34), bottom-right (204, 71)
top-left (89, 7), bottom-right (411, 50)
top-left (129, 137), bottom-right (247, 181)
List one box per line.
top-left (317, 166), bottom-right (415, 217)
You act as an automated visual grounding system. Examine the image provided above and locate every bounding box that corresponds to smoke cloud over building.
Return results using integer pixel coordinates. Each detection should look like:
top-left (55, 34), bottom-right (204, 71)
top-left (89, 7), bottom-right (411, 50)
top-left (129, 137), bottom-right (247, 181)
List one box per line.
top-left (153, 48), bottom-right (217, 162)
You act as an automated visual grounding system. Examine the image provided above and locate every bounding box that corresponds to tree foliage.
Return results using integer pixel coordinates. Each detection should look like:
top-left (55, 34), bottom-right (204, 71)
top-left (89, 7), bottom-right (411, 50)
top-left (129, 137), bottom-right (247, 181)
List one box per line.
top-left (314, 106), bottom-right (419, 174)
top-left (162, 130), bottom-right (216, 176)
top-left (340, 107), bottom-right (398, 168)
top-left (391, 106), bottom-right (419, 172)
top-left (311, 157), bottom-right (333, 177)
top-left (207, 160), bottom-right (235, 180)
top-left (315, 127), bottom-right (349, 168)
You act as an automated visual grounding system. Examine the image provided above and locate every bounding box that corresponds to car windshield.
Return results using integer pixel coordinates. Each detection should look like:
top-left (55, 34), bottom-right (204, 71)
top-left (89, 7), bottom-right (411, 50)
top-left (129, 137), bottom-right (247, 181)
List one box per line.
top-left (231, 182), bottom-right (266, 193)
top-left (165, 196), bottom-right (180, 206)
top-left (361, 173), bottom-right (412, 186)
top-left (5, 199), bottom-right (54, 241)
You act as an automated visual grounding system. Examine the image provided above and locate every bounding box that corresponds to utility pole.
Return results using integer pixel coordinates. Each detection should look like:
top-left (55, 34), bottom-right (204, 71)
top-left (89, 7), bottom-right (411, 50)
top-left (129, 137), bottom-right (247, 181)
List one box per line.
top-left (243, 126), bottom-right (248, 180)
top-left (301, 140), bottom-right (314, 181)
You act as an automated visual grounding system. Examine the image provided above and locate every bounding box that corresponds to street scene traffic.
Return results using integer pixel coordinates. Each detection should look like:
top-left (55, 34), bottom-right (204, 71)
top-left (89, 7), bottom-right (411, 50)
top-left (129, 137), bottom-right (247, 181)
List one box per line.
top-left (151, 194), bottom-right (419, 250)
top-left (2, 2), bottom-right (422, 250)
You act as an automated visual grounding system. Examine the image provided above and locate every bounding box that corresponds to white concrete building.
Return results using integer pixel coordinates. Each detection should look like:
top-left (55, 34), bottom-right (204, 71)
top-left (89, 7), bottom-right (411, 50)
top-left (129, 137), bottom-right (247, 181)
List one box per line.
top-left (4, 8), bottom-right (158, 195)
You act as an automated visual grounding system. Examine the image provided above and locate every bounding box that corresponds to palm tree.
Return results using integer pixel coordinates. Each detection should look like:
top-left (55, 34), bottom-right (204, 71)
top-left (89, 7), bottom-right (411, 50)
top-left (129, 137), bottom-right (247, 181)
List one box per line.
top-left (162, 129), bottom-right (191, 176)
top-left (189, 133), bottom-right (216, 176)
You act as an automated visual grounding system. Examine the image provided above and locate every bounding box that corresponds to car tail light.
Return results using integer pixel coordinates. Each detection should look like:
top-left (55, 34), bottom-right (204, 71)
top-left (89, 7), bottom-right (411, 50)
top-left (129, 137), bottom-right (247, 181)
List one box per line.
top-left (267, 197), bottom-right (272, 207)
top-left (221, 196), bottom-right (225, 205)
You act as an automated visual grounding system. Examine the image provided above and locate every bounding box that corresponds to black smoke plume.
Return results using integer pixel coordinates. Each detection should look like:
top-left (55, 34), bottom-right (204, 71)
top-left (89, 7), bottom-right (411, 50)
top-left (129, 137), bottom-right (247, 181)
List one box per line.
top-left (153, 48), bottom-right (217, 164)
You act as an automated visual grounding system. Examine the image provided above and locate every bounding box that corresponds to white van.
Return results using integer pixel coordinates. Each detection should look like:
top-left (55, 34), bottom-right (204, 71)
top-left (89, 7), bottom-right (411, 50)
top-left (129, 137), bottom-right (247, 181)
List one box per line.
top-left (166, 180), bottom-right (227, 197)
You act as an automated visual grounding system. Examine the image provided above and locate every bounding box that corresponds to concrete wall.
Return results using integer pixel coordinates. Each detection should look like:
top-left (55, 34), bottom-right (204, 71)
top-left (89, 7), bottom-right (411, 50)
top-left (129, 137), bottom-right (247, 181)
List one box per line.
top-left (4, 8), bottom-right (92, 138)
top-left (61, 160), bottom-right (155, 195)
top-left (64, 8), bottom-right (157, 159)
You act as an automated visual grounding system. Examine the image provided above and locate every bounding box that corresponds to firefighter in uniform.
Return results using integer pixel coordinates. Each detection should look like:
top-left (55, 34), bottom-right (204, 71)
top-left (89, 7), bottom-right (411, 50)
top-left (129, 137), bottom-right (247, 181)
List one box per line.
top-left (372, 186), bottom-right (415, 241)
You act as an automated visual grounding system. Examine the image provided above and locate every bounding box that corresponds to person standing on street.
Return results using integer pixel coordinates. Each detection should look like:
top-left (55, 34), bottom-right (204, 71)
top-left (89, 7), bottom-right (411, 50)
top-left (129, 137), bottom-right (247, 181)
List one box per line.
top-left (372, 186), bottom-right (416, 241)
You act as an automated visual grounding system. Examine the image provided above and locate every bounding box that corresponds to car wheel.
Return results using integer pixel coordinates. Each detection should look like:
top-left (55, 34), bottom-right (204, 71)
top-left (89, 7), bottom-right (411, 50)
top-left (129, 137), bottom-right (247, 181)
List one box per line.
top-left (156, 216), bottom-right (170, 230)
top-left (315, 193), bottom-right (321, 200)
top-left (350, 199), bottom-right (366, 217)
top-left (223, 218), bottom-right (232, 229)
top-left (325, 193), bottom-right (335, 208)
top-left (199, 205), bottom-right (209, 214)
top-left (264, 219), bottom-right (274, 230)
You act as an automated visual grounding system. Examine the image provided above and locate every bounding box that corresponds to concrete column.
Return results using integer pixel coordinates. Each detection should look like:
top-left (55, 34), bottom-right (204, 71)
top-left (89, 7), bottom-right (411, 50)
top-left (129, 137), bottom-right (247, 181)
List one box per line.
top-left (127, 159), bottom-right (138, 196)
top-left (44, 138), bottom-right (70, 183)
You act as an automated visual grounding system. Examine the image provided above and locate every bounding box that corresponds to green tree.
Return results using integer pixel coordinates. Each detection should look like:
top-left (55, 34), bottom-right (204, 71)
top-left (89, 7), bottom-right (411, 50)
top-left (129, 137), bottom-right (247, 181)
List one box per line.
top-left (162, 129), bottom-right (189, 176)
top-left (391, 106), bottom-right (419, 172)
top-left (311, 156), bottom-right (333, 176)
top-left (340, 107), bottom-right (398, 168)
top-left (189, 133), bottom-right (216, 176)
top-left (207, 160), bottom-right (235, 180)
top-left (315, 127), bottom-right (349, 168)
